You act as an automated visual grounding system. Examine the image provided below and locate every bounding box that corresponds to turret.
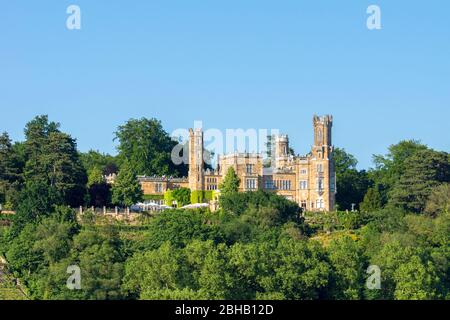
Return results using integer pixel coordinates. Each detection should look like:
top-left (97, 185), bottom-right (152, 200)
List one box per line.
top-left (274, 134), bottom-right (290, 168)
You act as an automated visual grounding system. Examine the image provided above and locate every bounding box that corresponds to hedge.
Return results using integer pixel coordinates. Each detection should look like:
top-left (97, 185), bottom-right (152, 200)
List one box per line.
top-left (143, 194), bottom-right (164, 201)
top-left (164, 190), bottom-right (175, 207)
top-left (191, 190), bottom-right (217, 204)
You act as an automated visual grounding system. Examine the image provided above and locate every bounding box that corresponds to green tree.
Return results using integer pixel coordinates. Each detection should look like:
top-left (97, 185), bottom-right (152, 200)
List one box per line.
top-left (227, 241), bottom-right (275, 299)
top-left (123, 242), bottom-right (188, 299)
top-left (111, 162), bottom-right (143, 207)
top-left (327, 237), bottom-right (366, 300)
top-left (393, 255), bottom-right (440, 300)
top-left (41, 132), bottom-right (87, 206)
top-left (87, 167), bottom-right (105, 187)
top-left (219, 167), bottom-right (240, 196)
top-left (69, 227), bottom-right (125, 300)
top-left (333, 148), bottom-right (370, 210)
top-left (5, 223), bottom-right (41, 278)
top-left (115, 118), bottom-right (188, 177)
top-left (24, 115), bottom-right (60, 162)
top-left (360, 185), bottom-right (385, 212)
top-left (336, 170), bottom-right (370, 211)
top-left (32, 212), bottom-right (78, 266)
top-left (334, 147), bottom-right (358, 174)
top-left (0, 132), bottom-right (22, 208)
top-left (143, 210), bottom-right (223, 250)
top-left (425, 183), bottom-right (450, 217)
top-left (267, 239), bottom-right (331, 300)
top-left (196, 244), bottom-right (234, 299)
top-left (219, 190), bottom-right (301, 223)
top-left (370, 140), bottom-right (428, 201)
top-left (87, 167), bottom-right (112, 208)
top-left (23, 116), bottom-right (87, 207)
top-left (79, 150), bottom-right (118, 176)
top-left (368, 240), bottom-right (443, 300)
top-left (390, 149), bottom-right (450, 213)
top-left (88, 183), bottom-right (112, 208)
top-left (172, 188), bottom-right (191, 207)
top-left (13, 180), bottom-right (62, 233)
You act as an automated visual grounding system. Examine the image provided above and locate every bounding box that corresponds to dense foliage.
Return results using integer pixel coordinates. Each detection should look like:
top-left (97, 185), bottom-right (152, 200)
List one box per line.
top-left (115, 118), bottom-right (188, 177)
top-left (111, 162), bottom-right (143, 207)
top-left (1, 116), bottom-right (449, 301)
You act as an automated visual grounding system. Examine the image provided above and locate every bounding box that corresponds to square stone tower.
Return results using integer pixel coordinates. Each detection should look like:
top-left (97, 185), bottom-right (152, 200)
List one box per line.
top-left (309, 115), bottom-right (336, 211)
top-left (188, 128), bottom-right (205, 191)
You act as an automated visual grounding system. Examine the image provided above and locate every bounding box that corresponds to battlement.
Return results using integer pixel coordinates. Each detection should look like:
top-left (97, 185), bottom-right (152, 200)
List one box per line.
top-left (219, 152), bottom-right (263, 160)
top-left (274, 134), bottom-right (289, 142)
top-left (313, 114), bottom-right (333, 125)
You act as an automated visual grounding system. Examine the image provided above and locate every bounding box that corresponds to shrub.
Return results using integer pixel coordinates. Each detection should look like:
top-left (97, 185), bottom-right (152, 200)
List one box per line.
top-left (164, 190), bottom-right (175, 207)
top-left (172, 188), bottom-right (191, 207)
top-left (191, 190), bottom-right (203, 204)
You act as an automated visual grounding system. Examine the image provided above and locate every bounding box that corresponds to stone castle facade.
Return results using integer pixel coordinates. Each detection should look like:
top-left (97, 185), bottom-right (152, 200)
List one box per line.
top-left (139, 115), bottom-right (336, 211)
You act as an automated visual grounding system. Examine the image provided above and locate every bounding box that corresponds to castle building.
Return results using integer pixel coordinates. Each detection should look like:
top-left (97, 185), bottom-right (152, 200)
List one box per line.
top-left (138, 115), bottom-right (336, 211)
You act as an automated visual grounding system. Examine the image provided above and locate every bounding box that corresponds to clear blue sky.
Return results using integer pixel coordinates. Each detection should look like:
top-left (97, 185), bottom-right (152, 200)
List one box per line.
top-left (1, 1), bottom-right (449, 169)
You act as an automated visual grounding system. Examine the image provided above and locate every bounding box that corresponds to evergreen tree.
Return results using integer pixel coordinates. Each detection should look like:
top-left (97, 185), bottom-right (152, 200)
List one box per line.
top-left (0, 132), bottom-right (21, 206)
top-left (360, 185), bottom-right (385, 212)
top-left (370, 140), bottom-right (428, 201)
top-left (390, 149), bottom-right (450, 213)
top-left (111, 162), bottom-right (143, 207)
top-left (219, 167), bottom-right (240, 196)
top-left (22, 116), bottom-right (87, 207)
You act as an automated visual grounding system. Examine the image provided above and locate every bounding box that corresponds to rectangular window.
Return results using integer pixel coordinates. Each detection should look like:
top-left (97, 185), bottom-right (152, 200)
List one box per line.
top-left (317, 178), bottom-right (324, 191)
top-left (265, 180), bottom-right (274, 190)
top-left (246, 178), bottom-right (257, 190)
top-left (300, 180), bottom-right (308, 190)
top-left (155, 183), bottom-right (163, 193)
top-left (300, 169), bottom-right (307, 175)
top-left (316, 199), bottom-right (325, 209)
top-left (277, 180), bottom-right (292, 190)
top-left (317, 163), bottom-right (323, 173)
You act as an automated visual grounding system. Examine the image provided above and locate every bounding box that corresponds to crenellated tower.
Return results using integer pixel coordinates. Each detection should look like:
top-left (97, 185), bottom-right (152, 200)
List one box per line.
top-left (312, 114), bottom-right (333, 159)
top-left (310, 115), bottom-right (336, 211)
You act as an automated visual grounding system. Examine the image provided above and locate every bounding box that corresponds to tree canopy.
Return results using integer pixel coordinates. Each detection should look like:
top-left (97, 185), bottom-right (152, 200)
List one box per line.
top-left (219, 167), bottom-right (240, 196)
top-left (111, 162), bottom-right (143, 207)
top-left (115, 118), bottom-right (188, 177)
top-left (333, 148), bottom-right (370, 210)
